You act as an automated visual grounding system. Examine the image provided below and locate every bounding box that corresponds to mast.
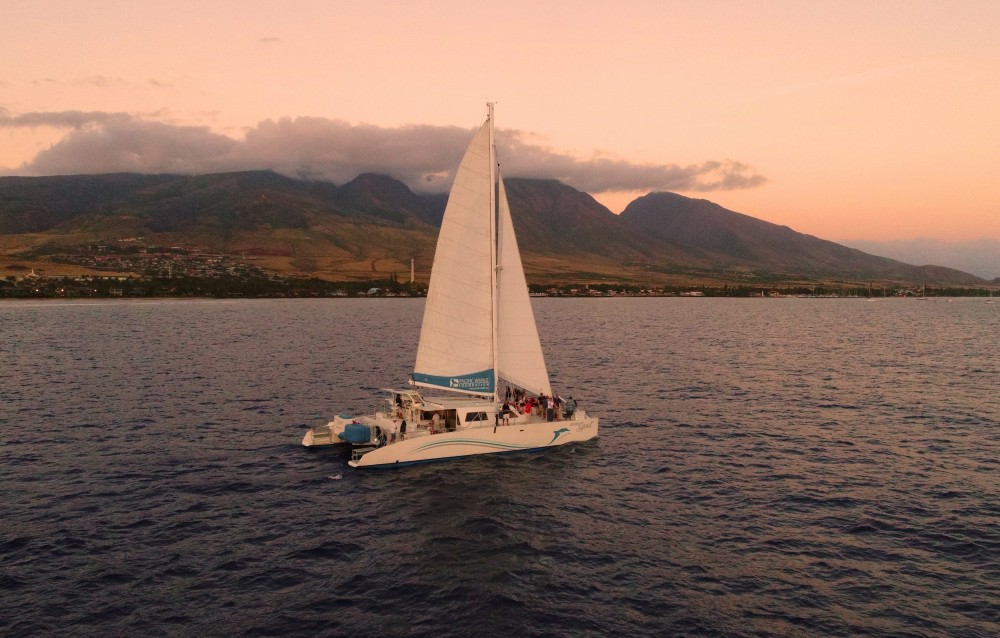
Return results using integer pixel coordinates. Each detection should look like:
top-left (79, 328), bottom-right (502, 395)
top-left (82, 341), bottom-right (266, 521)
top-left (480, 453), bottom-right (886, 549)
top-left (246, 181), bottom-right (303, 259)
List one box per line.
top-left (487, 102), bottom-right (500, 402)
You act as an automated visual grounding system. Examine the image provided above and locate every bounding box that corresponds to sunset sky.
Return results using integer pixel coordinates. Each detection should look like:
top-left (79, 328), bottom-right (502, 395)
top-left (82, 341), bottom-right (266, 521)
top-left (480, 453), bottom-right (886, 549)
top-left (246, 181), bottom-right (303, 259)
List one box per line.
top-left (3, 0), bottom-right (999, 243)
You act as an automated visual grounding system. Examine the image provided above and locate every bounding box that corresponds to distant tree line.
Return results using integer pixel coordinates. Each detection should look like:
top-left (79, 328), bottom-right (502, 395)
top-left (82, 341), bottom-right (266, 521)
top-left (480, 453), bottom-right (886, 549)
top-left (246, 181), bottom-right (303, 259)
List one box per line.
top-left (2, 274), bottom-right (995, 299)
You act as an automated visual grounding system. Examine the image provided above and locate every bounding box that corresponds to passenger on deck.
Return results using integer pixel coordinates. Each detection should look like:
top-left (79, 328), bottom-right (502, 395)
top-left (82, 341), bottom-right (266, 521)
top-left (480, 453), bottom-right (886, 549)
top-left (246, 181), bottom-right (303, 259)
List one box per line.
top-left (429, 412), bottom-right (440, 434)
top-left (564, 396), bottom-right (577, 419)
top-left (501, 401), bottom-right (511, 425)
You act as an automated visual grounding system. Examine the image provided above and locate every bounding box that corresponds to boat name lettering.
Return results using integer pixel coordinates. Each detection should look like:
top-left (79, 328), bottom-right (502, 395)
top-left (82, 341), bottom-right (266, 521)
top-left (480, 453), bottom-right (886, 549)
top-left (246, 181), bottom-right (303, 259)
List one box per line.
top-left (450, 376), bottom-right (492, 390)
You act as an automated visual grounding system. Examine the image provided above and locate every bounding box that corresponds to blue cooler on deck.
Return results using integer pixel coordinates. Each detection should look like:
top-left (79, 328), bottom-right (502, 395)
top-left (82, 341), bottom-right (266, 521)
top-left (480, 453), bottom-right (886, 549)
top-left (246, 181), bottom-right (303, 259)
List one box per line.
top-left (340, 423), bottom-right (371, 443)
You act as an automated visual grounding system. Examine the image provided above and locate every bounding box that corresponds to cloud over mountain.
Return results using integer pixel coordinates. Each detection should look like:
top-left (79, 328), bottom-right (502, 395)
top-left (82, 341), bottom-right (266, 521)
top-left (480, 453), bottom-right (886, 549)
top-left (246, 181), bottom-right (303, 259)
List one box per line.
top-left (1, 110), bottom-right (766, 195)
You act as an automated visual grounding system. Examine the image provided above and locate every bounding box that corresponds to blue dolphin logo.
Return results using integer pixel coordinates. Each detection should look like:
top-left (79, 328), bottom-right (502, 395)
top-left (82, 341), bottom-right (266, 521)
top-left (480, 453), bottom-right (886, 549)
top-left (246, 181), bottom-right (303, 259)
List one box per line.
top-left (548, 428), bottom-right (570, 445)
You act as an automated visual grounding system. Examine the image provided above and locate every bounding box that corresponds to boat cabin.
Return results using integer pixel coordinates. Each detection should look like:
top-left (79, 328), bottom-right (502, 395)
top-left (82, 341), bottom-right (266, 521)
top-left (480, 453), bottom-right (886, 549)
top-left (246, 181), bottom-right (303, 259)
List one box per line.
top-left (380, 389), bottom-right (505, 433)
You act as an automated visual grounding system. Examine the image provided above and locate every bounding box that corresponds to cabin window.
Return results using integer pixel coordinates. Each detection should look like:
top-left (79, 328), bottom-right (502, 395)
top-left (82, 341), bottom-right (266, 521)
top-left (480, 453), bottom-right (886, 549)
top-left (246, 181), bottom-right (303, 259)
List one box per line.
top-left (464, 411), bottom-right (489, 423)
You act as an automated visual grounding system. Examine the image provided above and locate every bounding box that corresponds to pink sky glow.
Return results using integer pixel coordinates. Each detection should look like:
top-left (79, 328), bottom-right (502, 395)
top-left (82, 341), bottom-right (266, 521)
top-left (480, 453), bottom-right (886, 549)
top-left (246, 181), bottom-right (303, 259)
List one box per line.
top-left (2, 0), bottom-right (999, 242)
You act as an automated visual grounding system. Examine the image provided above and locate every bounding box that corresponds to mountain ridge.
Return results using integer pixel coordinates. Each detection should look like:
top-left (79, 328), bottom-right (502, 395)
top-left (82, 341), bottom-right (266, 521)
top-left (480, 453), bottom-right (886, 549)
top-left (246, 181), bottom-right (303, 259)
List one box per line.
top-left (0, 171), bottom-right (984, 285)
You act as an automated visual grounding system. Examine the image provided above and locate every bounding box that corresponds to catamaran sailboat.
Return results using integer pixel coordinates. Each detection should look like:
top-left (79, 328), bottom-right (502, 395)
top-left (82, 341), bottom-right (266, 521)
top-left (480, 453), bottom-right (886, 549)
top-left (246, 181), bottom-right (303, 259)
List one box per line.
top-left (301, 104), bottom-right (599, 467)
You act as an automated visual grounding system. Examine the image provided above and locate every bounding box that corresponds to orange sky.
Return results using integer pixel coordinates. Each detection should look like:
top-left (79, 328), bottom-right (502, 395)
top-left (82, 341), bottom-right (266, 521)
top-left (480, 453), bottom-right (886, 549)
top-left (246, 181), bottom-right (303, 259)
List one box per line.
top-left (2, 0), bottom-right (999, 242)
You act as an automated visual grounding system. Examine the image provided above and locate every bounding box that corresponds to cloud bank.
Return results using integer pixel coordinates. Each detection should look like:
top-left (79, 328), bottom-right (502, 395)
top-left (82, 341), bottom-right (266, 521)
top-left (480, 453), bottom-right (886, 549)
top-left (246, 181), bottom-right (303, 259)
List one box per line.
top-left (1, 109), bottom-right (767, 195)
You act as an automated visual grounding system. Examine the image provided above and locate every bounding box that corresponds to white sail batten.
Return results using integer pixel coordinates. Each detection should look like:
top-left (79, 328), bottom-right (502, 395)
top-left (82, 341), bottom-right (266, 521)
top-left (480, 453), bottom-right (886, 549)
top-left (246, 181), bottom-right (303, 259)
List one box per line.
top-left (496, 176), bottom-right (552, 396)
top-left (412, 121), bottom-right (495, 395)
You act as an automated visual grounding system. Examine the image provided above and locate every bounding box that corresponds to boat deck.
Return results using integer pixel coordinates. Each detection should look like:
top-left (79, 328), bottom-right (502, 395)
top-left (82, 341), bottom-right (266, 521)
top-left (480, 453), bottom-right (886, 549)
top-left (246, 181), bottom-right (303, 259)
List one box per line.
top-left (383, 411), bottom-right (581, 441)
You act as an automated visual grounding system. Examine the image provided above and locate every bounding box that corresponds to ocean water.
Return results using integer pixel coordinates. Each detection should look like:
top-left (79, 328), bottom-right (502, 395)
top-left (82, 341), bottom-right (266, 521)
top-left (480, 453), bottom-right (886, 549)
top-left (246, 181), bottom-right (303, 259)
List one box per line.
top-left (2, 297), bottom-right (998, 637)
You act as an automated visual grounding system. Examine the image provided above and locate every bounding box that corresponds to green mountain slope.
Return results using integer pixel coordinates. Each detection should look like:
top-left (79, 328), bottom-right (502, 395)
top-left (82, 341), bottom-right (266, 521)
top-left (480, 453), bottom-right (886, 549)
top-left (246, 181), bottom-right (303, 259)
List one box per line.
top-left (0, 171), bottom-right (983, 285)
top-left (619, 192), bottom-right (981, 284)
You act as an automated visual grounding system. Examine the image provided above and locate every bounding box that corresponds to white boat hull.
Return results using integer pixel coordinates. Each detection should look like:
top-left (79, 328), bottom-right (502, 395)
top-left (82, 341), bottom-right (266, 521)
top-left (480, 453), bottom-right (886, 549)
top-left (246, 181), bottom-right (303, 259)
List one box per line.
top-left (301, 422), bottom-right (345, 447)
top-left (348, 413), bottom-right (598, 468)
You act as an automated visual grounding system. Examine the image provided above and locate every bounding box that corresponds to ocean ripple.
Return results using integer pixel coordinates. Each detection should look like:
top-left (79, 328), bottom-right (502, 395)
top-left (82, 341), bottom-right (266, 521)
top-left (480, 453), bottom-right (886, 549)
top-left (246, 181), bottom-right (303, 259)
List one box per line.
top-left (2, 298), bottom-right (999, 636)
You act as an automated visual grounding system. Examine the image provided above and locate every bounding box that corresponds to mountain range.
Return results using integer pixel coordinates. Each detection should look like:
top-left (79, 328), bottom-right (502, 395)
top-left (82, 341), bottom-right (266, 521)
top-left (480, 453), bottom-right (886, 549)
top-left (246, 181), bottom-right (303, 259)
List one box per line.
top-left (838, 237), bottom-right (1000, 281)
top-left (0, 171), bottom-right (985, 286)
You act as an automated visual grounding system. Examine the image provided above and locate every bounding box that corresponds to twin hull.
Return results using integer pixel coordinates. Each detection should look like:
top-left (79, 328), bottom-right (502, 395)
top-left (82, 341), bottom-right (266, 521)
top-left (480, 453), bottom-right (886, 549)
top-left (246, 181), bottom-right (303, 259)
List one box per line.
top-left (348, 414), bottom-right (598, 468)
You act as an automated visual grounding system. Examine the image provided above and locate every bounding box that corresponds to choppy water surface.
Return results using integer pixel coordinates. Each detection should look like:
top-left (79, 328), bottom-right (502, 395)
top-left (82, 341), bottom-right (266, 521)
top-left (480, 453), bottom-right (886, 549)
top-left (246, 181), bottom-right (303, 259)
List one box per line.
top-left (2, 298), bottom-right (998, 637)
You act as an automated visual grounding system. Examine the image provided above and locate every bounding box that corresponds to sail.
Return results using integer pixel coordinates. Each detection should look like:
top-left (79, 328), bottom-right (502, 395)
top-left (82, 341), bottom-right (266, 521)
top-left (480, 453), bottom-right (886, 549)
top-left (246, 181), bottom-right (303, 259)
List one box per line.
top-left (412, 120), bottom-right (495, 394)
top-left (496, 176), bottom-right (552, 396)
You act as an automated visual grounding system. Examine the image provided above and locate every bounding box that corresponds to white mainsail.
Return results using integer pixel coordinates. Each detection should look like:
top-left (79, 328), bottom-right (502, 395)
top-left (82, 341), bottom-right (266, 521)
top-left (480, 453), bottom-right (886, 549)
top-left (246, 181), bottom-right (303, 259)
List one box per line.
top-left (496, 175), bottom-right (552, 396)
top-left (412, 119), bottom-right (496, 394)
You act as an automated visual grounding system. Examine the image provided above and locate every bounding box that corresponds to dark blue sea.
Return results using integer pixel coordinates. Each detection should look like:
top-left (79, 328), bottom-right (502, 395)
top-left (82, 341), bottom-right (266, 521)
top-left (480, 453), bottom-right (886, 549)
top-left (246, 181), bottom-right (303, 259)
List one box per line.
top-left (2, 297), bottom-right (999, 637)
